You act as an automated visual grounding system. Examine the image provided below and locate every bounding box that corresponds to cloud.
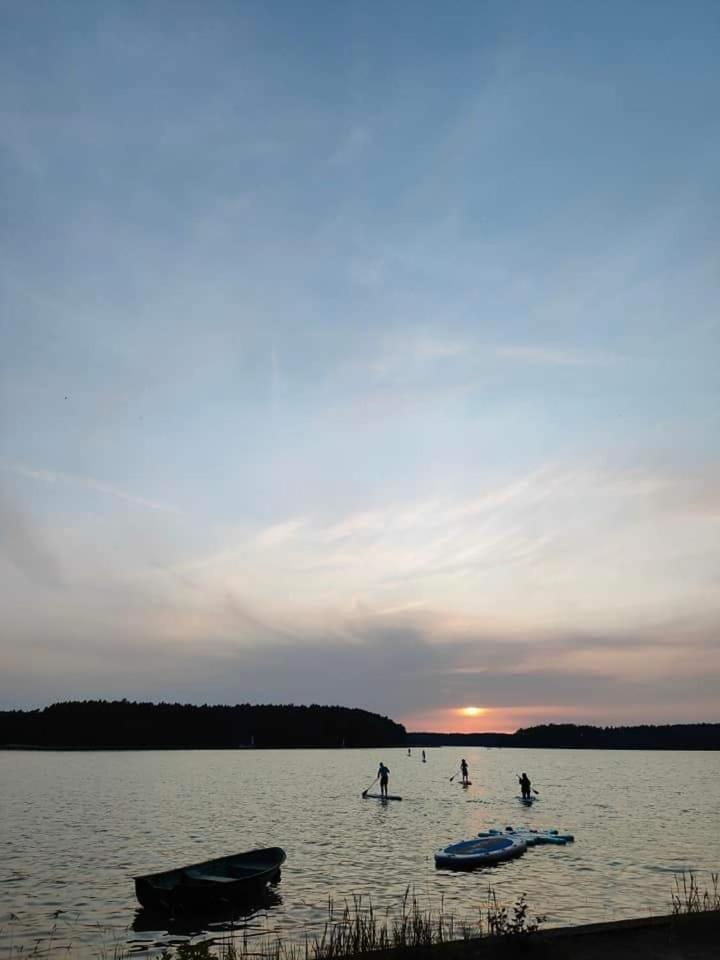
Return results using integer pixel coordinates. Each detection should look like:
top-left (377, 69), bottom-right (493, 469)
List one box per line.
top-left (255, 518), bottom-right (307, 547)
top-left (1, 454), bottom-right (718, 722)
top-left (1, 599), bottom-right (717, 727)
top-left (491, 344), bottom-right (616, 367)
top-left (6, 463), bottom-right (180, 514)
top-left (0, 487), bottom-right (62, 587)
top-left (186, 460), bottom-right (720, 626)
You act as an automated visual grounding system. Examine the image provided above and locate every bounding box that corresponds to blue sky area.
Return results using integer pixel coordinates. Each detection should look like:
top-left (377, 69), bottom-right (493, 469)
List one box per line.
top-left (1, 1), bottom-right (719, 730)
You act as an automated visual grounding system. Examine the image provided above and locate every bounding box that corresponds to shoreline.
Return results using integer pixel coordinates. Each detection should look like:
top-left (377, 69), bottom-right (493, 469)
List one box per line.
top-left (365, 912), bottom-right (720, 959)
top-left (3, 743), bottom-right (720, 752)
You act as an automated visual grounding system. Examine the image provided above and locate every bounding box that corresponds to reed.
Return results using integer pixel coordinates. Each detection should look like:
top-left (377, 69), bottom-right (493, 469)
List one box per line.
top-left (179, 887), bottom-right (543, 960)
top-left (671, 872), bottom-right (720, 915)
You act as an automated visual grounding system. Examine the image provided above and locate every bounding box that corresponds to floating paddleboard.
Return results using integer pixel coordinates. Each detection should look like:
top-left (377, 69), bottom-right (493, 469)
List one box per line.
top-left (435, 835), bottom-right (526, 870)
top-left (363, 792), bottom-right (402, 801)
top-left (461, 781), bottom-right (472, 786)
top-left (517, 795), bottom-right (536, 804)
top-left (480, 827), bottom-right (574, 846)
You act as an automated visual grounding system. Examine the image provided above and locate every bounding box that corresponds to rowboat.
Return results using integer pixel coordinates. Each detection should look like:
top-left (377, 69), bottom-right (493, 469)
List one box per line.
top-left (134, 847), bottom-right (286, 911)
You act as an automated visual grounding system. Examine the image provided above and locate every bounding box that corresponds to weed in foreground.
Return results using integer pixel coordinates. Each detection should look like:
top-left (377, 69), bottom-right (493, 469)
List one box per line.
top-left (671, 872), bottom-right (720, 915)
top-left (484, 889), bottom-right (545, 939)
top-left (2, 888), bottom-right (545, 960)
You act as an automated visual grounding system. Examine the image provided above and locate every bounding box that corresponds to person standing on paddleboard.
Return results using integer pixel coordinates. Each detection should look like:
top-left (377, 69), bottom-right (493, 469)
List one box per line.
top-left (378, 761), bottom-right (390, 797)
top-left (460, 758), bottom-right (469, 785)
top-left (519, 772), bottom-right (531, 799)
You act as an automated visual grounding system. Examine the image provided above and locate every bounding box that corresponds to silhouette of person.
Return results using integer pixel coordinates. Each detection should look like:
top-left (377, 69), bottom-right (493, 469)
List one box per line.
top-left (378, 761), bottom-right (390, 797)
top-left (461, 758), bottom-right (469, 785)
top-left (519, 772), bottom-right (532, 799)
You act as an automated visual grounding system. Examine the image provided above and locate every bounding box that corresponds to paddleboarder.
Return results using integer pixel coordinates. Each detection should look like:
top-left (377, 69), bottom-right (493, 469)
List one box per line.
top-left (422, 749), bottom-right (426, 763)
top-left (460, 758), bottom-right (469, 785)
top-left (378, 761), bottom-right (390, 798)
top-left (519, 772), bottom-right (532, 799)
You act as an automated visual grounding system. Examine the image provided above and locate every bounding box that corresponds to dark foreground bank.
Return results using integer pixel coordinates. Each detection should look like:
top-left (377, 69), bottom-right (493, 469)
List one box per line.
top-left (379, 912), bottom-right (720, 960)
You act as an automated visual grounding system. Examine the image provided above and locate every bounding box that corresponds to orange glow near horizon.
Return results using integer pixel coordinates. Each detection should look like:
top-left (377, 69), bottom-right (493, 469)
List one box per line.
top-left (401, 704), bottom-right (586, 734)
top-left (460, 706), bottom-right (486, 718)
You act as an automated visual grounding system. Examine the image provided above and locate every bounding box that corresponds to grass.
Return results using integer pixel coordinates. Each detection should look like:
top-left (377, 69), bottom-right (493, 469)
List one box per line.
top-left (671, 872), bottom-right (720, 915)
top-left (160, 888), bottom-right (544, 960)
top-left (5, 873), bottom-right (720, 960)
top-left (1, 888), bottom-right (543, 960)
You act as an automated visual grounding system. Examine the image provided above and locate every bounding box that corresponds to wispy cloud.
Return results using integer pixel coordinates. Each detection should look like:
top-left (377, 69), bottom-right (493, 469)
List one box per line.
top-left (491, 344), bottom-right (616, 367)
top-left (6, 464), bottom-right (180, 514)
top-left (255, 517), bottom-right (307, 547)
top-left (0, 487), bottom-right (62, 587)
top-left (171, 460), bottom-right (720, 636)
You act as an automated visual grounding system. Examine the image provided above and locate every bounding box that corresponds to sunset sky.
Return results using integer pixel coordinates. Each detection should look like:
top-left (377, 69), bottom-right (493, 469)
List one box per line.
top-left (2, 1), bottom-right (719, 732)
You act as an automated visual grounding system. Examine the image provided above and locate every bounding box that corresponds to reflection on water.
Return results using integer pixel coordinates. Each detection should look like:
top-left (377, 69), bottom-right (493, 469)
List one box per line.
top-left (131, 886), bottom-right (283, 939)
top-left (1, 747), bottom-right (719, 958)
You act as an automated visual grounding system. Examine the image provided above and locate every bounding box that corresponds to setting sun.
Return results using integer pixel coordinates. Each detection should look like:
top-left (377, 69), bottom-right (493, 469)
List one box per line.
top-left (460, 706), bottom-right (487, 717)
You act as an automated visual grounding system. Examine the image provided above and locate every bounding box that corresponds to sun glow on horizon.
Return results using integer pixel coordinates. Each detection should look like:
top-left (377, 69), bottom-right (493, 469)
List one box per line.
top-left (459, 706), bottom-right (487, 718)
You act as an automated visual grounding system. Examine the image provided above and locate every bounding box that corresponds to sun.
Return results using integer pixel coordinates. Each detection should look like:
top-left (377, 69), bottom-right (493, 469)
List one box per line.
top-left (460, 706), bottom-right (487, 717)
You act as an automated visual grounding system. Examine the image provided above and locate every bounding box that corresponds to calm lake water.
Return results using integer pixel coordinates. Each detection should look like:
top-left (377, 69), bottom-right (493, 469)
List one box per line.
top-left (1, 747), bottom-right (719, 957)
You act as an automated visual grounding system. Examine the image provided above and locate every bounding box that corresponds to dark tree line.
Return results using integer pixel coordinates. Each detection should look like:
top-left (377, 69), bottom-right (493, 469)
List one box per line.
top-left (0, 700), bottom-right (406, 748)
top-left (2, 702), bottom-right (717, 750)
top-left (411, 722), bottom-right (720, 750)
top-left (510, 722), bottom-right (720, 749)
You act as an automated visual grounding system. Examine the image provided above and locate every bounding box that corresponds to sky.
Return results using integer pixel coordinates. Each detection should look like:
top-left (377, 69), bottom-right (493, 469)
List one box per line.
top-left (1, 1), bottom-right (719, 732)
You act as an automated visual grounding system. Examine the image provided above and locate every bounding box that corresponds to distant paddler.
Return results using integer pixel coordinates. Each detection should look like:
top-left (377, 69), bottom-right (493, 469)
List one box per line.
top-left (461, 758), bottom-right (469, 785)
top-left (518, 772), bottom-right (534, 799)
top-left (378, 761), bottom-right (390, 798)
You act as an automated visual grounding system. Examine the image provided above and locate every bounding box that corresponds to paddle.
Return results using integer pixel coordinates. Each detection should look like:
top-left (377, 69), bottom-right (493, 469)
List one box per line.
top-left (361, 775), bottom-right (379, 797)
top-left (449, 767), bottom-right (461, 782)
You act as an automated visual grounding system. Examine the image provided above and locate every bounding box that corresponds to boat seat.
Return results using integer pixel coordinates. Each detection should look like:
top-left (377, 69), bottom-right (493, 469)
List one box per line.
top-left (184, 870), bottom-right (236, 883)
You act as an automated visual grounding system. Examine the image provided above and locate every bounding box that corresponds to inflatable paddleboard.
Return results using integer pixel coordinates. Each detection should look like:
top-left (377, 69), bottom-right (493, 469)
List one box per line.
top-left (435, 835), bottom-right (526, 870)
top-left (517, 795), bottom-right (536, 804)
top-left (363, 792), bottom-right (402, 801)
top-left (480, 827), bottom-right (574, 846)
top-left (461, 780), bottom-right (473, 786)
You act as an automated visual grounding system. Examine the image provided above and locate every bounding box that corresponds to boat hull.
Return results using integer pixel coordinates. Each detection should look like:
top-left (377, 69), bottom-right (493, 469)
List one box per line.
top-left (134, 847), bottom-right (286, 911)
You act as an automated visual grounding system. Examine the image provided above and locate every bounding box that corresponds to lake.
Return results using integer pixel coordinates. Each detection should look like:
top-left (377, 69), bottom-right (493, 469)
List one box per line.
top-left (1, 747), bottom-right (719, 957)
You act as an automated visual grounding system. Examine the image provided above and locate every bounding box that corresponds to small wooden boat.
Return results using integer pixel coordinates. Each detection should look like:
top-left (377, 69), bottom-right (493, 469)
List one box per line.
top-left (134, 847), bottom-right (286, 911)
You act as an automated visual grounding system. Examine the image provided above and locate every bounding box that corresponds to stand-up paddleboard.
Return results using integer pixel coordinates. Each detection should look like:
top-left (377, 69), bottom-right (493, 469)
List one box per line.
top-left (363, 792), bottom-right (402, 801)
top-left (517, 795), bottom-right (536, 804)
top-left (461, 781), bottom-right (473, 786)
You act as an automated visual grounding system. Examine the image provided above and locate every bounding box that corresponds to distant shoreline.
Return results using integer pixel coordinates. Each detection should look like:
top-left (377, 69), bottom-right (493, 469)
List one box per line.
top-left (2, 701), bottom-right (719, 750)
top-left (3, 742), bottom-right (720, 752)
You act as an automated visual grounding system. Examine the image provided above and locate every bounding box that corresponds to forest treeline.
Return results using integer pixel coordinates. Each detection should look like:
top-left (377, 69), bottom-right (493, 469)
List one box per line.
top-left (410, 722), bottom-right (720, 750)
top-left (0, 700), bottom-right (407, 748)
top-left (1, 702), bottom-right (717, 749)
